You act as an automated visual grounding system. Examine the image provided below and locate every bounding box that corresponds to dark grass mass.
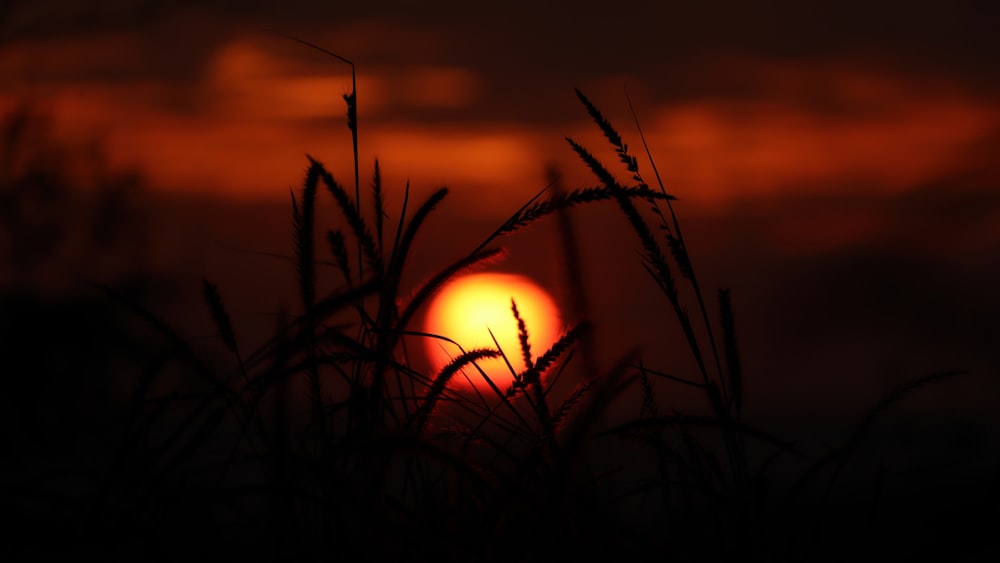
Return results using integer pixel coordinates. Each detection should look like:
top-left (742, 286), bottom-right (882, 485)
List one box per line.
top-left (4, 55), bottom-right (1000, 563)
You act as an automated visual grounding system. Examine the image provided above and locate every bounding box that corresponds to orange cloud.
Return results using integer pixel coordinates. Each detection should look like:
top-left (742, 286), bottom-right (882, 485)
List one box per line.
top-left (566, 60), bottom-right (998, 206)
top-left (636, 96), bottom-right (996, 204)
top-left (203, 40), bottom-right (482, 119)
top-left (3, 32), bottom-right (997, 219)
top-left (389, 66), bottom-right (481, 108)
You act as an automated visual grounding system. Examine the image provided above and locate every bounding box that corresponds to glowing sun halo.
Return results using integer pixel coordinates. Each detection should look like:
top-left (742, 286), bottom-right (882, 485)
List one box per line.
top-left (423, 273), bottom-right (562, 392)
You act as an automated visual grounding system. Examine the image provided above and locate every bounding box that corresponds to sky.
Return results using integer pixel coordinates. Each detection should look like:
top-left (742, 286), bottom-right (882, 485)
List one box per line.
top-left (3, 1), bottom-right (1000, 418)
top-left (2, 0), bottom-right (998, 212)
top-left (6, 6), bottom-right (1000, 555)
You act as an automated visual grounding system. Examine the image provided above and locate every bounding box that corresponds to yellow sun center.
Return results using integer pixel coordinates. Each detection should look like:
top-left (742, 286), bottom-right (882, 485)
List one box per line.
top-left (422, 273), bottom-right (562, 392)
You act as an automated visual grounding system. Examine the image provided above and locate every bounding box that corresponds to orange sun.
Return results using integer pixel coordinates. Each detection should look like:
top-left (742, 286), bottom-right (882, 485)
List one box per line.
top-left (423, 273), bottom-right (562, 393)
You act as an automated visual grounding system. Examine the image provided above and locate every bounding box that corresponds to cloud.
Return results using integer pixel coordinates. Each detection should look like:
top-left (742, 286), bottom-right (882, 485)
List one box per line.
top-left (3, 11), bottom-right (998, 216)
top-left (203, 38), bottom-right (482, 120)
top-left (556, 59), bottom-right (999, 206)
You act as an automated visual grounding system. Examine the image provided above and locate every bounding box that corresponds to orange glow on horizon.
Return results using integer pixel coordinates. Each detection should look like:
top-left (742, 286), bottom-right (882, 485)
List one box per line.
top-left (422, 273), bottom-right (563, 393)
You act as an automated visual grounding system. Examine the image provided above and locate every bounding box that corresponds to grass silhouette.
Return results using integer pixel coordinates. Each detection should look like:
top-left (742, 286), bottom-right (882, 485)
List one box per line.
top-left (4, 55), bottom-right (999, 562)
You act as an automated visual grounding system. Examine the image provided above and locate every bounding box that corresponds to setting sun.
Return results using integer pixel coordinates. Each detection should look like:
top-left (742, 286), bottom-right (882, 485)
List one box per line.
top-left (423, 273), bottom-right (562, 393)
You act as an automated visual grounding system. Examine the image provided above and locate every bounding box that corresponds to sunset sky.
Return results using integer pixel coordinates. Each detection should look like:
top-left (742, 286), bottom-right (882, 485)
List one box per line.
top-left (7, 6), bottom-right (1000, 558)
top-left (2, 0), bottom-right (998, 211)
top-left (3, 1), bottom-right (999, 414)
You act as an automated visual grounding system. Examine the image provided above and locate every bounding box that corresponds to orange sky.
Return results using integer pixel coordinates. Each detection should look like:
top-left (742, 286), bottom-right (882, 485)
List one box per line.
top-left (3, 0), bottom-right (999, 418)
top-left (2, 5), bottom-right (998, 217)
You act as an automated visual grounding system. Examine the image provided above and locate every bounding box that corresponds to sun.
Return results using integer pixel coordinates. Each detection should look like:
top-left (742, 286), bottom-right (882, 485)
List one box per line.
top-left (423, 273), bottom-right (562, 393)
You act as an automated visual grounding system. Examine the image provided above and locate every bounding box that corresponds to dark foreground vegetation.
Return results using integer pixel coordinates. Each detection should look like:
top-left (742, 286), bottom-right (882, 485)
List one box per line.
top-left (3, 83), bottom-right (999, 562)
